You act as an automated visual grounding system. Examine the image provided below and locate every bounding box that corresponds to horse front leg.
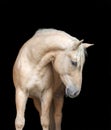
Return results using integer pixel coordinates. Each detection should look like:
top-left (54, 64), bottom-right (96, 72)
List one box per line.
top-left (54, 88), bottom-right (64, 130)
top-left (40, 88), bottom-right (52, 130)
top-left (33, 97), bottom-right (41, 116)
top-left (15, 88), bottom-right (28, 130)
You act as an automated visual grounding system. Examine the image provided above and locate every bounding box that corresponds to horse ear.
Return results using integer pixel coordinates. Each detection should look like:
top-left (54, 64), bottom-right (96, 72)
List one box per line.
top-left (82, 43), bottom-right (94, 48)
top-left (72, 39), bottom-right (84, 50)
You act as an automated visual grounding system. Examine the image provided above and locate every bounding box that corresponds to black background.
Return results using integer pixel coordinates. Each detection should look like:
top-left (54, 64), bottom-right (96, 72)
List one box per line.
top-left (1, 1), bottom-right (110, 130)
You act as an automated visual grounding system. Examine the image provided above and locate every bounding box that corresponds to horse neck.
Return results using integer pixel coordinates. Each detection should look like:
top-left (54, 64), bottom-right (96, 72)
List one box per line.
top-left (28, 34), bottom-right (78, 63)
top-left (27, 41), bottom-right (63, 64)
top-left (26, 33), bottom-right (80, 67)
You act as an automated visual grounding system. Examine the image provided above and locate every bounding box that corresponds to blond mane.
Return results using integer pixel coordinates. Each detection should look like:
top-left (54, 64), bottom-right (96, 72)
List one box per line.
top-left (76, 45), bottom-right (86, 68)
top-left (25, 29), bottom-right (81, 63)
top-left (33, 28), bottom-right (79, 50)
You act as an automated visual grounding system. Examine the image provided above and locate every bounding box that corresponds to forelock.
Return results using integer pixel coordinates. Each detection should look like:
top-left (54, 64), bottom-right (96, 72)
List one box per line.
top-left (76, 45), bottom-right (86, 67)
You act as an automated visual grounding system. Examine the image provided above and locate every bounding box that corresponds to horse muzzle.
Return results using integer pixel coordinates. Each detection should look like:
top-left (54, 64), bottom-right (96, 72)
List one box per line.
top-left (65, 86), bottom-right (80, 98)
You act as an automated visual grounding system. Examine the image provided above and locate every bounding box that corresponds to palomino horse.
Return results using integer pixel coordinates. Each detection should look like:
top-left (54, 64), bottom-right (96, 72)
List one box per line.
top-left (13, 29), bottom-right (93, 130)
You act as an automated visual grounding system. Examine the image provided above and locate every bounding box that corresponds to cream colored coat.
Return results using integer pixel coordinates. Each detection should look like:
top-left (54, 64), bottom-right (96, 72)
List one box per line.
top-left (13, 29), bottom-right (93, 130)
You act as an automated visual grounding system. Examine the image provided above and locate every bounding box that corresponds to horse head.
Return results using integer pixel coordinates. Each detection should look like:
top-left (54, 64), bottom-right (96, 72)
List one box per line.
top-left (52, 40), bottom-right (93, 98)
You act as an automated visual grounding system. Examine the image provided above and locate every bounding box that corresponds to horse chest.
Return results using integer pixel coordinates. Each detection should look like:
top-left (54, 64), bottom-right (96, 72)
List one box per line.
top-left (27, 70), bottom-right (53, 98)
top-left (29, 86), bottom-right (42, 98)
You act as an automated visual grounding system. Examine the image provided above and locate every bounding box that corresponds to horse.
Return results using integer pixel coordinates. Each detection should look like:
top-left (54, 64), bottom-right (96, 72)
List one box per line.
top-left (13, 28), bottom-right (93, 130)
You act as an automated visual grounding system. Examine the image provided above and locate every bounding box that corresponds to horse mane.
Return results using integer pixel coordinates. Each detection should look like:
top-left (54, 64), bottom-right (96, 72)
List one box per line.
top-left (24, 29), bottom-right (87, 64)
top-left (24, 29), bottom-right (80, 62)
top-left (33, 28), bottom-right (80, 51)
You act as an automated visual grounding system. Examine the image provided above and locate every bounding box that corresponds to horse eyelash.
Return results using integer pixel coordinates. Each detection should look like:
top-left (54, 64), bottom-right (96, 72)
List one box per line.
top-left (71, 61), bottom-right (77, 66)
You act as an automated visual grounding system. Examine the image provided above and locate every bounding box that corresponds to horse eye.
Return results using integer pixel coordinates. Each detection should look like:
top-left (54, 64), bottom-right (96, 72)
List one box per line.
top-left (71, 61), bottom-right (77, 66)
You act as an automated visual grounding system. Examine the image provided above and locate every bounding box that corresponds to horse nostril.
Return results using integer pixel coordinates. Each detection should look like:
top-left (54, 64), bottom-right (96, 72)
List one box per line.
top-left (74, 90), bottom-right (79, 96)
top-left (66, 88), bottom-right (71, 95)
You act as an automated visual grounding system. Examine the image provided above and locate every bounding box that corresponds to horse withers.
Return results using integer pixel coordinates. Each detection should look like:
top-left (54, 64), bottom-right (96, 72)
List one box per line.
top-left (13, 29), bottom-right (93, 130)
